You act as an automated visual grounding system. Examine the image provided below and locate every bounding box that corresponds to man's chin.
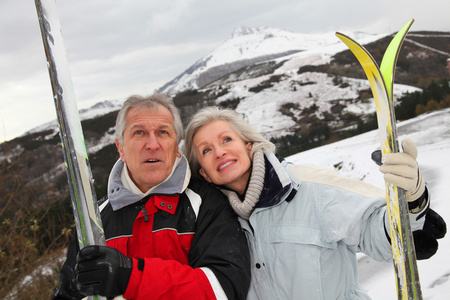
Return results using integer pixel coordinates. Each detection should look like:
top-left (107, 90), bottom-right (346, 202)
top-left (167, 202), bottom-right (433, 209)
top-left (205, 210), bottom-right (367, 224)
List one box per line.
top-left (143, 174), bottom-right (170, 187)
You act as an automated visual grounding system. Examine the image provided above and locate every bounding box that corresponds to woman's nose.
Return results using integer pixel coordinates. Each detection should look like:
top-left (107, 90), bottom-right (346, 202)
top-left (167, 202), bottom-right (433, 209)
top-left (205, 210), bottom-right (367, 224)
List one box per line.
top-left (214, 147), bottom-right (226, 158)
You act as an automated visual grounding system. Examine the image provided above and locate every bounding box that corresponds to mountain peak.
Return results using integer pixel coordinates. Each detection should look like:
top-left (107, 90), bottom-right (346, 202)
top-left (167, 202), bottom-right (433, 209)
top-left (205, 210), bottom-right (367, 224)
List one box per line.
top-left (231, 26), bottom-right (269, 38)
top-left (158, 26), bottom-right (325, 95)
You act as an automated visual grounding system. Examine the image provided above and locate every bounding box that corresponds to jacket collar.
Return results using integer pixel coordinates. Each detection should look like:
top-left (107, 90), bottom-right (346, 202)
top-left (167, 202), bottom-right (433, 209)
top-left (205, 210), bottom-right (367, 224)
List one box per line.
top-left (107, 155), bottom-right (191, 211)
top-left (255, 149), bottom-right (293, 208)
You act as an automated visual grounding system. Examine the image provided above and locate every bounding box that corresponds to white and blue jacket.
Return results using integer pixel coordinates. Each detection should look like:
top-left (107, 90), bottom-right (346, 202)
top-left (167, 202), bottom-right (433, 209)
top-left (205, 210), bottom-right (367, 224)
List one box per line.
top-left (239, 150), bottom-right (426, 300)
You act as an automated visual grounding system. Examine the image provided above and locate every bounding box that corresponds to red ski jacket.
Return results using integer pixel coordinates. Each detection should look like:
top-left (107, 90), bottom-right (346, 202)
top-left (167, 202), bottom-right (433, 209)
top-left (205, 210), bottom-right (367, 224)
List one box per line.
top-left (53, 158), bottom-right (250, 300)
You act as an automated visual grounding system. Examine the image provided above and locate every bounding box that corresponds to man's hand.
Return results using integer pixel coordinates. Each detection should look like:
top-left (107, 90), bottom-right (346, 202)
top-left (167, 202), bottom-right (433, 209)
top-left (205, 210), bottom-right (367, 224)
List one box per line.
top-left (75, 245), bottom-right (133, 298)
top-left (379, 139), bottom-right (426, 205)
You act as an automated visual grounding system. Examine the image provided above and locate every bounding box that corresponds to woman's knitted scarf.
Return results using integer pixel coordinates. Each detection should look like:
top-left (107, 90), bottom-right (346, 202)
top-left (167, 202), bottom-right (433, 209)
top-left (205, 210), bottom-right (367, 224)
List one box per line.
top-left (220, 148), bottom-right (265, 220)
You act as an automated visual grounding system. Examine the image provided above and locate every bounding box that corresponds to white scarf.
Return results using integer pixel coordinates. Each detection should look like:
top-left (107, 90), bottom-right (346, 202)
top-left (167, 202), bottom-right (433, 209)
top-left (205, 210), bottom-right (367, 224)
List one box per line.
top-left (220, 149), bottom-right (265, 220)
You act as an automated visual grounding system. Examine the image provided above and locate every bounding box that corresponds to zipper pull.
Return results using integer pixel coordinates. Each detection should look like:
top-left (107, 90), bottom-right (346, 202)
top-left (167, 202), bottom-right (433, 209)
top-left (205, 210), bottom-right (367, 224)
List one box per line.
top-left (141, 203), bottom-right (149, 222)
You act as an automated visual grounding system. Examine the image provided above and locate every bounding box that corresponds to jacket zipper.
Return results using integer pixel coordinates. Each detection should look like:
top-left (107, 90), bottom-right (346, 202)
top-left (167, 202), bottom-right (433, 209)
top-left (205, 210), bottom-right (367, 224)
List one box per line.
top-left (140, 200), bottom-right (149, 222)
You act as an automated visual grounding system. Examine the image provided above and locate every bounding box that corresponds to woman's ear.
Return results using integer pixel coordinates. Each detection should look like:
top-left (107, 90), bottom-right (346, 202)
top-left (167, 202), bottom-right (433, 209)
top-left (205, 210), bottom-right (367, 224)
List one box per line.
top-left (199, 168), bottom-right (212, 183)
top-left (246, 142), bottom-right (252, 155)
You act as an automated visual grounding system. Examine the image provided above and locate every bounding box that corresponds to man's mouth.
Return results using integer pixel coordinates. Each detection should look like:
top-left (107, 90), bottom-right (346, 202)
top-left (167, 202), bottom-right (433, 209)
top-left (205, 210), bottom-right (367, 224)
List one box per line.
top-left (145, 159), bottom-right (160, 163)
top-left (218, 160), bottom-right (235, 171)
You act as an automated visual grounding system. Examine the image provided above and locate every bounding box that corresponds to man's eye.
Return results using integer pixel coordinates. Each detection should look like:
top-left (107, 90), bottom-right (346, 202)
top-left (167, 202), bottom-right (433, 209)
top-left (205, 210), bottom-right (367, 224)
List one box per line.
top-left (135, 130), bottom-right (143, 135)
top-left (160, 130), bottom-right (168, 135)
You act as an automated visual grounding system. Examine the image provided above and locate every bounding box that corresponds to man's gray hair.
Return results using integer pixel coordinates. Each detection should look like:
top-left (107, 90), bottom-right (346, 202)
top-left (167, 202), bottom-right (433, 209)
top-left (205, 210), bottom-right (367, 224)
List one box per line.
top-left (115, 94), bottom-right (183, 145)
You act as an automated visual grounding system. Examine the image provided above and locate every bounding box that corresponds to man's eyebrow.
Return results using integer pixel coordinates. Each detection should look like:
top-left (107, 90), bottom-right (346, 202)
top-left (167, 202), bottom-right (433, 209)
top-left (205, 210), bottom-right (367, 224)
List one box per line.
top-left (158, 124), bottom-right (172, 129)
top-left (157, 124), bottom-right (177, 134)
top-left (128, 124), bottom-right (144, 131)
top-left (127, 123), bottom-right (173, 130)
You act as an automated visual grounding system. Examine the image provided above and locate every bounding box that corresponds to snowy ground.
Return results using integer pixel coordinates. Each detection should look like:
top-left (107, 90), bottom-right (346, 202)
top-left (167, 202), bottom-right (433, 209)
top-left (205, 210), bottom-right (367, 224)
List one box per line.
top-left (287, 108), bottom-right (450, 299)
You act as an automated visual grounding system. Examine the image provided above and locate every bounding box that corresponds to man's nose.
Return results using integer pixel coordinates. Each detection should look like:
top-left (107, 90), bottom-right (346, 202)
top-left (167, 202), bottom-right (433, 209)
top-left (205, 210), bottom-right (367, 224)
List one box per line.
top-left (145, 134), bottom-right (160, 150)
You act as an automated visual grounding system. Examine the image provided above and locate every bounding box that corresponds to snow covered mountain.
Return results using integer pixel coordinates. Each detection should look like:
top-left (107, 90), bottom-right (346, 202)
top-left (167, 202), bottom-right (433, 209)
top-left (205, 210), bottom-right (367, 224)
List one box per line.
top-left (15, 26), bottom-right (448, 146)
top-left (21, 26), bottom-right (447, 151)
top-left (23, 99), bottom-right (123, 137)
top-left (157, 26), bottom-right (386, 95)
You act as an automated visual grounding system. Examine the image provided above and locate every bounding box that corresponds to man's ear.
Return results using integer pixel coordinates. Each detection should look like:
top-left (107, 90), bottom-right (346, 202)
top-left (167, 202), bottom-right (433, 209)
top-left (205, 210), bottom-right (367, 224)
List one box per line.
top-left (115, 138), bottom-right (126, 162)
top-left (199, 168), bottom-right (212, 183)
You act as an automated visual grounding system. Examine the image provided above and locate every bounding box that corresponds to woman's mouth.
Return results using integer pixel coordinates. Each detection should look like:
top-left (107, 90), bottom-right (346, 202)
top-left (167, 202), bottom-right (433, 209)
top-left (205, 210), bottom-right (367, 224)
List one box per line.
top-left (218, 160), bottom-right (236, 171)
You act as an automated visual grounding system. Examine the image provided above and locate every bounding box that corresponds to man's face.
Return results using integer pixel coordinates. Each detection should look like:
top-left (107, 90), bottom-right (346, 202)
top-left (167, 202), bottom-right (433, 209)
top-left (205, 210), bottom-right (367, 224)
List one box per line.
top-left (115, 105), bottom-right (181, 192)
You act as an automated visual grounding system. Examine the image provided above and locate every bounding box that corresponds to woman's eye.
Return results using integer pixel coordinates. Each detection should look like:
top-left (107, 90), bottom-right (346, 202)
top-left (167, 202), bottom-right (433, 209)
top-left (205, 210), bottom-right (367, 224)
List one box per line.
top-left (224, 137), bottom-right (232, 143)
top-left (202, 148), bottom-right (211, 155)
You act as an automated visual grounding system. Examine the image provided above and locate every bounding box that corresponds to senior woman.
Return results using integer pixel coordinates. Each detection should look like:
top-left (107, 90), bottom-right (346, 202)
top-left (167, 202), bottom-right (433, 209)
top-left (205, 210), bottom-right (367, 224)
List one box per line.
top-left (183, 106), bottom-right (445, 300)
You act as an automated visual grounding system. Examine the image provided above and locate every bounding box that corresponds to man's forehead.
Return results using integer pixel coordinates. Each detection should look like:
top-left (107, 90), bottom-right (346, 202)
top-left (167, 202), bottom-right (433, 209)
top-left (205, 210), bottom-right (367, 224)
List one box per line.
top-left (126, 105), bottom-right (174, 126)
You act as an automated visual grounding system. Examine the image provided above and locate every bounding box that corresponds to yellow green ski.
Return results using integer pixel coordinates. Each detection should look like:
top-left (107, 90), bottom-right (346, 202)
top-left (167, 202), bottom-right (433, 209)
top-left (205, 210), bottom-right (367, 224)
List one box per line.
top-left (336, 19), bottom-right (422, 300)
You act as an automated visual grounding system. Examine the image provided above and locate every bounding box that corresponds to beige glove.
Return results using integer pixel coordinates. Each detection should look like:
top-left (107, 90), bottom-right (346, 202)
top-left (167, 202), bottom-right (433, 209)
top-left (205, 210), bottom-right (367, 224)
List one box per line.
top-left (379, 139), bottom-right (426, 207)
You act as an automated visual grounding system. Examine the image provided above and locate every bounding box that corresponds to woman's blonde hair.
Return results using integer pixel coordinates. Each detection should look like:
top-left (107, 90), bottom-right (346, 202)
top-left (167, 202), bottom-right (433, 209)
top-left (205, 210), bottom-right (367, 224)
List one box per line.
top-left (184, 106), bottom-right (275, 176)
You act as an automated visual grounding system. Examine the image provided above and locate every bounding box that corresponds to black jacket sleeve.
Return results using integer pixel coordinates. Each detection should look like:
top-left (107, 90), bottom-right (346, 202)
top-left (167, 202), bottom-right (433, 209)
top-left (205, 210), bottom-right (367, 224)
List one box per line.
top-left (187, 178), bottom-right (251, 300)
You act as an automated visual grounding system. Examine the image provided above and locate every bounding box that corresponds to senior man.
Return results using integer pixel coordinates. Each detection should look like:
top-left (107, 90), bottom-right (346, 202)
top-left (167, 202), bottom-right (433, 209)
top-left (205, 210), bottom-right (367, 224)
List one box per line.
top-left (53, 94), bottom-right (250, 300)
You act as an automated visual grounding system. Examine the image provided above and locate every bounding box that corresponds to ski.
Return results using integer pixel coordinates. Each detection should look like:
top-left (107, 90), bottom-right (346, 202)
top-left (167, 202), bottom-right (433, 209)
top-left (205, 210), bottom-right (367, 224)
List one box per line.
top-left (336, 19), bottom-right (422, 300)
top-left (34, 1), bottom-right (106, 299)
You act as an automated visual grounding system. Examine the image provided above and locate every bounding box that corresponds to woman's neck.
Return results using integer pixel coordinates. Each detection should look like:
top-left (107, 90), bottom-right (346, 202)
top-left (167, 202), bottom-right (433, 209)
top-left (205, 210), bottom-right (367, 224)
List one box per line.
top-left (227, 168), bottom-right (251, 196)
top-left (220, 148), bottom-right (266, 220)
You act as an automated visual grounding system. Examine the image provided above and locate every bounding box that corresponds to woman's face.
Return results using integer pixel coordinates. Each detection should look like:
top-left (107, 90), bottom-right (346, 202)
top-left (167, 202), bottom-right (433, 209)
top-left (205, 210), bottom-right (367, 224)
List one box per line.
top-left (192, 120), bottom-right (252, 195)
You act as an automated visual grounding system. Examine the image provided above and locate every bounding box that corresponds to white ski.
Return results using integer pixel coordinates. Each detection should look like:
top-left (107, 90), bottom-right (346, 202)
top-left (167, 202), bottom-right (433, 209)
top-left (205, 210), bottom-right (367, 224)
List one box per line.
top-left (34, 1), bottom-right (106, 299)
